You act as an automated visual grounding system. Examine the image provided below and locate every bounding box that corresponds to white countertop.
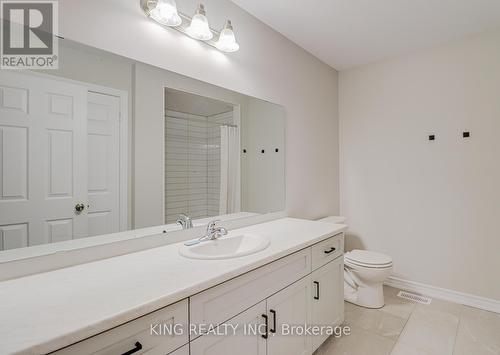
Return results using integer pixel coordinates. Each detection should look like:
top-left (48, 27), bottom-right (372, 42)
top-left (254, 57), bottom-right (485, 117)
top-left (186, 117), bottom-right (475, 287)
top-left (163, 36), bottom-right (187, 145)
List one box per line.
top-left (0, 212), bottom-right (260, 264)
top-left (0, 218), bottom-right (347, 355)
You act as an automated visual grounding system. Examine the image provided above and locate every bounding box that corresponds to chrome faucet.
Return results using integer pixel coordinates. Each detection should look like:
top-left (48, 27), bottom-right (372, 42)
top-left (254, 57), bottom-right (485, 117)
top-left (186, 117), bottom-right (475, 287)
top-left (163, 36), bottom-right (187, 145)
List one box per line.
top-left (201, 220), bottom-right (228, 241)
top-left (176, 213), bottom-right (193, 229)
top-left (183, 220), bottom-right (229, 246)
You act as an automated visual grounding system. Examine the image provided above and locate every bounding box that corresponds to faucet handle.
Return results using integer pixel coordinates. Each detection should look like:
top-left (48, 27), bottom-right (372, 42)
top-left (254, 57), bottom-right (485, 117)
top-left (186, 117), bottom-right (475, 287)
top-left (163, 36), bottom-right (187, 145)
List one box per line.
top-left (207, 220), bottom-right (220, 232)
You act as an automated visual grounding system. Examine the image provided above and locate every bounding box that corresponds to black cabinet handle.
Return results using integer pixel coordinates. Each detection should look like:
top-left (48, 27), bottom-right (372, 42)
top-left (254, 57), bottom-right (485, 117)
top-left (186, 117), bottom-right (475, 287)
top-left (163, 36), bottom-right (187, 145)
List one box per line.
top-left (314, 281), bottom-right (320, 300)
top-left (324, 247), bottom-right (336, 254)
top-left (261, 314), bottom-right (269, 339)
top-left (121, 342), bottom-right (142, 355)
top-left (270, 309), bottom-right (277, 333)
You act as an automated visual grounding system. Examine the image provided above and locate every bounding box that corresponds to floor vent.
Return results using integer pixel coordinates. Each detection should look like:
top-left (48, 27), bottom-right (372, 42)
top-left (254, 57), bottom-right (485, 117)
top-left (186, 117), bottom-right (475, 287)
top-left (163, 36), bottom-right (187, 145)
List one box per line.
top-left (397, 291), bottom-right (432, 305)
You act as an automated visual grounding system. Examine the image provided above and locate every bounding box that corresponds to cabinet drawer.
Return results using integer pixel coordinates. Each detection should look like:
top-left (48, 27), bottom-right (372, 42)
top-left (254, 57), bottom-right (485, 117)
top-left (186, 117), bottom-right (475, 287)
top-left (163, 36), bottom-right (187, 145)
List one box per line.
top-left (311, 233), bottom-right (344, 270)
top-left (52, 299), bottom-right (188, 355)
top-left (190, 248), bottom-right (311, 332)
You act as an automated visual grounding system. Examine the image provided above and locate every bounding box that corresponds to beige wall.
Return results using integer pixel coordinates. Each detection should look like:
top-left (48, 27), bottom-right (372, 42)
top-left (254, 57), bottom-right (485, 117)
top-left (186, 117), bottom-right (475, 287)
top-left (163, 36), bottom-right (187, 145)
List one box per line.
top-left (60, 0), bottom-right (340, 220)
top-left (242, 99), bottom-right (285, 213)
top-left (339, 29), bottom-right (500, 300)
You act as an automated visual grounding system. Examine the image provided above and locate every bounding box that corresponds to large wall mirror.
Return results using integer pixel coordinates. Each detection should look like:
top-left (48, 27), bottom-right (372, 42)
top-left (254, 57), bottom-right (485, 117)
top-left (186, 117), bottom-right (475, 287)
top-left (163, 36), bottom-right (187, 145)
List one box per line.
top-left (0, 38), bottom-right (285, 256)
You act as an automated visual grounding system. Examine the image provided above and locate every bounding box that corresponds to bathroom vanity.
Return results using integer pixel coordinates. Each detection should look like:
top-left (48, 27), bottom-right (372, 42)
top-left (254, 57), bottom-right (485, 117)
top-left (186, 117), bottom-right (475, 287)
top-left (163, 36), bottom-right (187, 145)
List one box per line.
top-left (0, 218), bottom-right (346, 355)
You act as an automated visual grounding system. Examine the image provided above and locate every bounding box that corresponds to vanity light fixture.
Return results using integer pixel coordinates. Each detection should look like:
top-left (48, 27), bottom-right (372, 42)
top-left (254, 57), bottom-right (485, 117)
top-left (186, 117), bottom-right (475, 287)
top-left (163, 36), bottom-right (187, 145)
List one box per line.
top-left (148, 0), bottom-right (182, 27)
top-left (215, 20), bottom-right (240, 53)
top-left (140, 0), bottom-right (240, 53)
top-left (186, 4), bottom-right (213, 41)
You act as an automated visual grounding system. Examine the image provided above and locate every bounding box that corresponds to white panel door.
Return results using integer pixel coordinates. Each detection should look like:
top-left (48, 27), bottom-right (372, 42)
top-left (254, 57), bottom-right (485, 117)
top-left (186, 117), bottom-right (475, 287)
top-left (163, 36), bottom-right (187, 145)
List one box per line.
top-left (266, 276), bottom-right (312, 355)
top-left (191, 301), bottom-right (267, 355)
top-left (87, 92), bottom-right (120, 237)
top-left (0, 71), bottom-right (88, 249)
top-left (311, 258), bottom-right (344, 351)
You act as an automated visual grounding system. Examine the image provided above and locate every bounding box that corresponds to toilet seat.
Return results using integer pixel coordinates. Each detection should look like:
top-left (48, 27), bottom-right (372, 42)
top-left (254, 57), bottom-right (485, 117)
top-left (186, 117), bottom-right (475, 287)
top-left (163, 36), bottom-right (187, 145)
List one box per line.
top-left (345, 250), bottom-right (393, 268)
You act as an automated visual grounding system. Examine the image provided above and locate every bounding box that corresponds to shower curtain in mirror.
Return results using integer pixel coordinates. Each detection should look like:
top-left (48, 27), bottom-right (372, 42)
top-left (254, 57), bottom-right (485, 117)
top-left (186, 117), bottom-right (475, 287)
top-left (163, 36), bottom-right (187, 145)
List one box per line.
top-left (219, 125), bottom-right (241, 214)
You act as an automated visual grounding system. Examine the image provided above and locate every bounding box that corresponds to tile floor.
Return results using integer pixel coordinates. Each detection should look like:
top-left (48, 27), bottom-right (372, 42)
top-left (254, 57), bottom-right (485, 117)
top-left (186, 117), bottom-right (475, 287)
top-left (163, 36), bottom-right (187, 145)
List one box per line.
top-left (314, 286), bottom-right (500, 355)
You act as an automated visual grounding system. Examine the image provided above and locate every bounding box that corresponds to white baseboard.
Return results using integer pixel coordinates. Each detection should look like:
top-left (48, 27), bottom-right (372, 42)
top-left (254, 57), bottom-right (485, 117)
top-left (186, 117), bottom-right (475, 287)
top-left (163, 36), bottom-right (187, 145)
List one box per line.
top-left (385, 276), bottom-right (500, 314)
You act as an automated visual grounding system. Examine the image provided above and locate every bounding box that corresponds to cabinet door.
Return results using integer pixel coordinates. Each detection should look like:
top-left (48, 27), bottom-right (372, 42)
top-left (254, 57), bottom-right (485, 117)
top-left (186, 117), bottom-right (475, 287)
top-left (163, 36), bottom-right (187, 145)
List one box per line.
top-left (266, 276), bottom-right (312, 355)
top-left (311, 257), bottom-right (344, 351)
top-left (190, 301), bottom-right (267, 355)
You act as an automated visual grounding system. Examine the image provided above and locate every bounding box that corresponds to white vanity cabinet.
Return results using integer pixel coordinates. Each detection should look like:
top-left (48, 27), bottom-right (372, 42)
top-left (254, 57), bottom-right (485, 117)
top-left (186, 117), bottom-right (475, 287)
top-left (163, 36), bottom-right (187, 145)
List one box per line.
top-left (190, 233), bottom-right (344, 355)
top-left (51, 233), bottom-right (344, 355)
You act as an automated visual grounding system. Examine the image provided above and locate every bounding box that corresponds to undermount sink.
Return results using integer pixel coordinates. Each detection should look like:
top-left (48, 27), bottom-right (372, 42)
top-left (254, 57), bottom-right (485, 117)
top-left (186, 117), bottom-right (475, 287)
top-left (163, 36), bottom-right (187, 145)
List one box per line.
top-left (179, 233), bottom-right (270, 260)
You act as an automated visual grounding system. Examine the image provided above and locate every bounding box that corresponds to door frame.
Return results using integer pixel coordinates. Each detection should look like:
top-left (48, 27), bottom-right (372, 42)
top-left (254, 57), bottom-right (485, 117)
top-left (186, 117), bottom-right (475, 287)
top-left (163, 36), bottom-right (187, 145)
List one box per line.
top-left (87, 86), bottom-right (129, 232)
top-left (15, 70), bottom-right (129, 232)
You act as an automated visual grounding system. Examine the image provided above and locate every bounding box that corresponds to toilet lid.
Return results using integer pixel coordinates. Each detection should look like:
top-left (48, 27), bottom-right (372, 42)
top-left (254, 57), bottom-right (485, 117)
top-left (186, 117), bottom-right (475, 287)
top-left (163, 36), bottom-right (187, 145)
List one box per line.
top-left (345, 250), bottom-right (392, 267)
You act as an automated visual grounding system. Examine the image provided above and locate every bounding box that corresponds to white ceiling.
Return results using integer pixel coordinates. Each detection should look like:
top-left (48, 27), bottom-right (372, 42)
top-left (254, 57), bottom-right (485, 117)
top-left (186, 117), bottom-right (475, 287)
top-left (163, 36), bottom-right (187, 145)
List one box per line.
top-left (230, 0), bottom-right (500, 70)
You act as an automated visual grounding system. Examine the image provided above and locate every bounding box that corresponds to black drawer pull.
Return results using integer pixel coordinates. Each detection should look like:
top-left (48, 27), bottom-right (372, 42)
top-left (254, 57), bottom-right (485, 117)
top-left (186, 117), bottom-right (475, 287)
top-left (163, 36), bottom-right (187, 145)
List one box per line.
top-left (262, 314), bottom-right (269, 339)
top-left (122, 342), bottom-right (142, 355)
top-left (270, 309), bottom-right (277, 333)
top-left (313, 281), bottom-right (320, 300)
top-left (324, 247), bottom-right (336, 254)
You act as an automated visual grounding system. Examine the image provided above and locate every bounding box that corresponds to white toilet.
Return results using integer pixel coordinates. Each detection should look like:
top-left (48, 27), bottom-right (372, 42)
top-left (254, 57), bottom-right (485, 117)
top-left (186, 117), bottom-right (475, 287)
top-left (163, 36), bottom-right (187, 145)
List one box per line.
top-left (317, 216), bottom-right (393, 309)
top-left (343, 250), bottom-right (392, 308)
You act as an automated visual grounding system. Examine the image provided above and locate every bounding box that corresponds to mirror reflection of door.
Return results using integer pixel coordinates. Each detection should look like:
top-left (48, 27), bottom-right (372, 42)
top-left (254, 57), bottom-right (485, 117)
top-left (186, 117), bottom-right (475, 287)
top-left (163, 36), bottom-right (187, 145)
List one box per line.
top-left (0, 71), bottom-right (126, 250)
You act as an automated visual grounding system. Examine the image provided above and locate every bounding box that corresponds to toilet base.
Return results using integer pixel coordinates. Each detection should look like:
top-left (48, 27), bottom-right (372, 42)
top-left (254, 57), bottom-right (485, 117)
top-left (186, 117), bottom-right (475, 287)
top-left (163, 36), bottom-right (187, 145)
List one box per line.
top-left (344, 280), bottom-right (385, 309)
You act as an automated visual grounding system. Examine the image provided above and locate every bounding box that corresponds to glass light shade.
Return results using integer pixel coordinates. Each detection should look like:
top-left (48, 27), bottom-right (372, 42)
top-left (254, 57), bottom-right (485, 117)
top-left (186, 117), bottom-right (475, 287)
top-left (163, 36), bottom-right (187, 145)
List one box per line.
top-left (186, 4), bottom-right (213, 41)
top-left (149, 0), bottom-right (182, 27)
top-left (215, 20), bottom-right (239, 52)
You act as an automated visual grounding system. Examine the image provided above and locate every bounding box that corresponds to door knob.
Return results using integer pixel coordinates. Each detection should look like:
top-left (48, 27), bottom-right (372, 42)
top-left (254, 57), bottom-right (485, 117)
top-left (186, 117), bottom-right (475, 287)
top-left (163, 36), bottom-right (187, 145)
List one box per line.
top-left (75, 203), bottom-right (85, 213)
